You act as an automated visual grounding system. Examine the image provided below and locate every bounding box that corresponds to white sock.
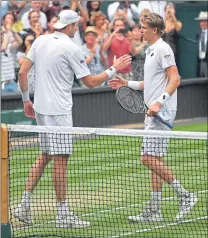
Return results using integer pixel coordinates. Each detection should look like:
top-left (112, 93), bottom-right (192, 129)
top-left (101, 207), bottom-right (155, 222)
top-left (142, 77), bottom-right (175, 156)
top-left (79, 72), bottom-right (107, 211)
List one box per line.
top-left (21, 191), bottom-right (32, 209)
top-left (170, 179), bottom-right (187, 196)
top-left (57, 200), bottom-right (69, 217)
top-left (150, 192), bottom-right (162, 211)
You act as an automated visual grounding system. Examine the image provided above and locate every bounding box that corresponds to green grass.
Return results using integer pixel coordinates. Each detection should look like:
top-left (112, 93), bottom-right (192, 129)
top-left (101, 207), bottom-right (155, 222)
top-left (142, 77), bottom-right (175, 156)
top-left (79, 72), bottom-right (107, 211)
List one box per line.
top-left (9, 123), bottom-right (207, 238)
top-left (173, 122), bottom-right (207, 132)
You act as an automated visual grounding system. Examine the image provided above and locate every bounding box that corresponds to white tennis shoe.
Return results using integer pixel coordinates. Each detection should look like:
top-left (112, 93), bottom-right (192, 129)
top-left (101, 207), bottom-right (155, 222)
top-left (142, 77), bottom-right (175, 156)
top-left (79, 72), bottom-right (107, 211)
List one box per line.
top-left (128, 201), bottom-right (163, 222)
top-left (56, 212), bottom-right (90, 228)
top-left (176, 193), bottom-right (198, 220)
top-left (14, 204), bottom-right (33, 225)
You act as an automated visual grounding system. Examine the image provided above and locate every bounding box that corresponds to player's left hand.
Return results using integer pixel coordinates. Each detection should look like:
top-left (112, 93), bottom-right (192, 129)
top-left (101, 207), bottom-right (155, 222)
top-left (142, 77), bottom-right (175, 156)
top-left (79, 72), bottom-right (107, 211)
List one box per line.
top-left (147, 101), bottom-right (162, 117)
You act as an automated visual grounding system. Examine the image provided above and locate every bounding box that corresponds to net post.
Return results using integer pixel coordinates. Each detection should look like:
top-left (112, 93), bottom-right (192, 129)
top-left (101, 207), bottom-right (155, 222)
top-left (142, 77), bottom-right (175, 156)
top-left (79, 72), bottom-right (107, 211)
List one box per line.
top-left (1, 124), bottom-right (11, 238)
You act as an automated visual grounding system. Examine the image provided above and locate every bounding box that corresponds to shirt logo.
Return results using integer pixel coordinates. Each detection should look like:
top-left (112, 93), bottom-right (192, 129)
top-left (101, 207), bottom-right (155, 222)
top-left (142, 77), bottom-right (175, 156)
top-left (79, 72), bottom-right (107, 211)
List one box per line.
top-left (164, 54), bottom-right (171, 58)
top-left (163, 95), bottom-right (166, 99)
top-left (80, 60), bottom-right (84, 63)
top-left (150, 53), bottom-right (154, 57)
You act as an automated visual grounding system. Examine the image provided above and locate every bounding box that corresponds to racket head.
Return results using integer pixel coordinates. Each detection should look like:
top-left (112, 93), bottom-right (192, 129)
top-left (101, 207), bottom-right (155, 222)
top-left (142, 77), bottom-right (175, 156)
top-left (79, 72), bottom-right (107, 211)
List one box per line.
top-left (116, 86), bottom-right (145, 114)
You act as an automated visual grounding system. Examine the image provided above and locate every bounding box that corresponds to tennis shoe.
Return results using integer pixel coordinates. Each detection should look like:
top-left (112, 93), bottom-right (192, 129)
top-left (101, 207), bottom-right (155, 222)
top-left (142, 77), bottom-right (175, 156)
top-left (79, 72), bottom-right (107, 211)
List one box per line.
top-left (14, 203), bottom-right (33, 225)
top-left (176, 192), bottom-right (198, 220)
top-left (56, 212), bottom-right (90, 228)
top-left (128, 201), bottom-right (163, 222)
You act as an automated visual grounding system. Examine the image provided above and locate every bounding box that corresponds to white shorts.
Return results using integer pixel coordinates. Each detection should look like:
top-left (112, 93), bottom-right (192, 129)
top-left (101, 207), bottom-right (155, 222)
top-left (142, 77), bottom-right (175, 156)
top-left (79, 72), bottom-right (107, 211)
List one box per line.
top-left (141, 111), bottom-right (176, 157)
top-left (35, 112), bottom-right (73, 155)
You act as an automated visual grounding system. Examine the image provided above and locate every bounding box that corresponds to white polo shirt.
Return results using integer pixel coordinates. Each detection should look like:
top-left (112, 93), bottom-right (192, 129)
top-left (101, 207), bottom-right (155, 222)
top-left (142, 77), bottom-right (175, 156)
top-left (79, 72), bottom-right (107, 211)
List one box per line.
top-left (26, 31), bottom-right (91, 115)
top-left (144, 38), bottom-right (177, 111)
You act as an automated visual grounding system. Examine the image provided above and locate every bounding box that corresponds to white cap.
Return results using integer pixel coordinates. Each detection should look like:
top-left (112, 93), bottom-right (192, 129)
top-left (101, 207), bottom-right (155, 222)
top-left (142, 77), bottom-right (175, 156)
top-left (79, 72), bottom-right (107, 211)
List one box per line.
top-left (53, 10), bottom-right (80, 29)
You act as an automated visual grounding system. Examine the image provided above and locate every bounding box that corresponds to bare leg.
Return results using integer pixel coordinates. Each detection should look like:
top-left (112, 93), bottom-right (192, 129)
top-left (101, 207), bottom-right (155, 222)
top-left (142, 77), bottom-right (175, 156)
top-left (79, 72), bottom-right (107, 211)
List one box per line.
top-left (25, 153), bottom-right (52, 192)
top-left (52, 155), bottom-right (69, 202)
top-left (141, 154), bottom-right (175, 184)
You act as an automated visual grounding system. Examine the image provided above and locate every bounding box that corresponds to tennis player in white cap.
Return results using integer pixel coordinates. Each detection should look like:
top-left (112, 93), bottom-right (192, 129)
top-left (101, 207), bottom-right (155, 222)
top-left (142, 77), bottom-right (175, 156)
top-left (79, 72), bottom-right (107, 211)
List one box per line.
top-left (14, 10), bottom-right (131, 228)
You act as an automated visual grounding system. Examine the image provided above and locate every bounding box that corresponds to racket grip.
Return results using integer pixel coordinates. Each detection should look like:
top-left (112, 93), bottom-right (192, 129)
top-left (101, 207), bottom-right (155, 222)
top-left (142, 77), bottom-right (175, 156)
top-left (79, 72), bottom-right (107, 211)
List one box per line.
top-left (154, 115), bottom-right (174, 129)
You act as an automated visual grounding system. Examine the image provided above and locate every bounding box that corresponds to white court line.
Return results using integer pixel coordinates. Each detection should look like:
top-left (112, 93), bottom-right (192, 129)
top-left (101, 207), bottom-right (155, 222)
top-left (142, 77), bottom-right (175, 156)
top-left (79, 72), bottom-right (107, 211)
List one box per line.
top-left (109, 216), bottom-right (208, 238)
top-left (13, 190), bottom-right (208, 232)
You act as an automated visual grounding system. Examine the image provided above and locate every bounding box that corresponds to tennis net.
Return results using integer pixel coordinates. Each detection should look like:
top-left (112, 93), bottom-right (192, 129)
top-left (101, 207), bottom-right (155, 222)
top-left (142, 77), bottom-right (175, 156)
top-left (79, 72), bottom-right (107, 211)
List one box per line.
top-left (5, 124), bottom-right (208, 238)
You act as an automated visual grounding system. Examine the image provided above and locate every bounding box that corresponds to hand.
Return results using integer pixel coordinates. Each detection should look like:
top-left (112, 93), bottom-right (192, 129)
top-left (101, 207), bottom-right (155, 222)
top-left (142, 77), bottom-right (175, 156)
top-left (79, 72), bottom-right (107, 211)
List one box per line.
top-left (5, 23), bottom-right (13, 32)
top-left (24, 101), bottom-right (35, 119)
top-left (112, 54), bottom-right (132, 72)
top-left (147, 101), bottom-right (162, 117)
top-left (108, 75), bottom-right (127, 89)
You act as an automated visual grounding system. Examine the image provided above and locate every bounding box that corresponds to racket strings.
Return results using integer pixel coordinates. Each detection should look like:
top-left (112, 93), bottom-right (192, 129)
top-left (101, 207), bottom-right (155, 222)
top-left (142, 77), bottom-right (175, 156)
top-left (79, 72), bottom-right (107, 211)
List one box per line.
top-left (117, 87), bottom-right (145, 114)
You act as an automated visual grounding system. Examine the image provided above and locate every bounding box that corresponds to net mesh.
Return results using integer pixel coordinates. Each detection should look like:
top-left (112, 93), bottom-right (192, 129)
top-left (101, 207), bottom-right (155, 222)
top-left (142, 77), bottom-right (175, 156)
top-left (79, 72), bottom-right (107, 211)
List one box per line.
top-left (7, 125), bottom-right (207, 238)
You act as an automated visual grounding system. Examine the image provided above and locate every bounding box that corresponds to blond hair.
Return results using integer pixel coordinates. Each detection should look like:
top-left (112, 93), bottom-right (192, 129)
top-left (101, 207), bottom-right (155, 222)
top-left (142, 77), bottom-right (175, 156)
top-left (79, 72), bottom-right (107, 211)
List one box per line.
top-left (90, 11), bottom-right (106, 26)
top-left (141, 13), bottom-right (165, 36)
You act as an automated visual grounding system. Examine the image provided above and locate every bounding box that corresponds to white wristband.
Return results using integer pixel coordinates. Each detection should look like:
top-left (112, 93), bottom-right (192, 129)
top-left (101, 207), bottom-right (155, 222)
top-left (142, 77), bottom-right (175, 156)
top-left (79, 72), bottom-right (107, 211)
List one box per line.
top-left (128, 81), bottom-right (141, 90)
top-left (21, 91), bottom-right (30, 102)
top-left (105, 66), bottom-right (116, 80)
top-left (157, 92), bottom-right (170, 105)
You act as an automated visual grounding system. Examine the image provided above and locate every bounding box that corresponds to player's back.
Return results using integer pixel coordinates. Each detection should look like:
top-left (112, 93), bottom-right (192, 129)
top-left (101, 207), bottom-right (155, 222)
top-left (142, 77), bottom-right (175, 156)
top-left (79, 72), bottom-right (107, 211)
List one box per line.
top-left (32, 32), bottom-right (80, 115)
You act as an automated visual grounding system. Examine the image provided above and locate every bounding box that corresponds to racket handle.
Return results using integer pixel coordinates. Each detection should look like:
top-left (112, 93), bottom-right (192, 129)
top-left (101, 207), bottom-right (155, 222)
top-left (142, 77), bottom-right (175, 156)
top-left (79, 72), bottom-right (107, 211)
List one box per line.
top-left (154, 115), bottom-right (174, 129)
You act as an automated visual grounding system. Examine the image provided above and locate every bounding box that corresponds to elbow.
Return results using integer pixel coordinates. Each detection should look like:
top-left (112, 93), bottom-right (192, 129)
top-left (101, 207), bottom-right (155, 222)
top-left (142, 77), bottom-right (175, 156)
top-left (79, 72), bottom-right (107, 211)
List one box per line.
top-left (176, 76), bottom-right (181, 88)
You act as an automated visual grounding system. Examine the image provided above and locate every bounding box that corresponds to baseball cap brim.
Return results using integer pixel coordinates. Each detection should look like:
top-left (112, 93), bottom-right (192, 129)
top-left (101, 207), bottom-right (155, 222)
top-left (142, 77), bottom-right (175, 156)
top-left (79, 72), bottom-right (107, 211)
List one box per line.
top-left (53, 16), bottom-right (80, 29)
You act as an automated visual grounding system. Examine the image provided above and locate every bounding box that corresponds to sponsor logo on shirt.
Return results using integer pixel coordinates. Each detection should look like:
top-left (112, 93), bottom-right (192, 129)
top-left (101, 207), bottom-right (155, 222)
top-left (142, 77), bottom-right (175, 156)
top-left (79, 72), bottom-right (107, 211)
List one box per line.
top-left (80, 60), bottom-right (85, 63)
top-left (164, 54), bottom-right (171, 58)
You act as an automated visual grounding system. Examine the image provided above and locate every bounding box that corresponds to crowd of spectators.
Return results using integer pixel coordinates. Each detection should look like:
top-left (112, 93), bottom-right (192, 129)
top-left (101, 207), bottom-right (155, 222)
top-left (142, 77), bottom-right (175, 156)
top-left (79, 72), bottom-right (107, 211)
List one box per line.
top-left (1, 1), bottom-right (207, 94)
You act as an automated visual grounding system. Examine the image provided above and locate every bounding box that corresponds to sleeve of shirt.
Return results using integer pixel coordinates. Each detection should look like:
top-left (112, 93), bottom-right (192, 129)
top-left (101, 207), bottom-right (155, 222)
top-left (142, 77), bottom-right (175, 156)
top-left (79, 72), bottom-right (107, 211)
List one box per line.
top-left (68, 48), bottom-right (91, 79)
top-left (158, 45), bottom-right (176, 70)
top-left (25, 40), bottom-right (37, 63)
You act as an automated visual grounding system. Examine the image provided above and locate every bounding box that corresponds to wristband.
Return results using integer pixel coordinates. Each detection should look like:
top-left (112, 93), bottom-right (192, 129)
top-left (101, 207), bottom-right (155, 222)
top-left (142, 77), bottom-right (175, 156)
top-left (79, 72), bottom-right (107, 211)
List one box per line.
top-left (105, 66), bottom-right (116, 80)
top-left (156, 92), bottom-right (170, 105)
top-left (21, 91), bottom-right (30, 102)
top-left (128, 81), bottom-right (141, 90)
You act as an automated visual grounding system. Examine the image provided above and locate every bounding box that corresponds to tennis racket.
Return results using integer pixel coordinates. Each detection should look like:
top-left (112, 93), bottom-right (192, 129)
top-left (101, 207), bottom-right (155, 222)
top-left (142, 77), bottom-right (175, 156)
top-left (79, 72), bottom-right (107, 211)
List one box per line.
top-left (116, 86), bottom-right (173, 129)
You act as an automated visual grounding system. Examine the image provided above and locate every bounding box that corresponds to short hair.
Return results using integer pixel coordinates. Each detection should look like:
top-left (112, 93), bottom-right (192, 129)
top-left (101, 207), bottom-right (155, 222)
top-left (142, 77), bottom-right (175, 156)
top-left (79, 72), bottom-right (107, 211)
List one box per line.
top-left (28, 10), bottom-right (40, 20)
top-left (141, 13), bottom-right (165, 36)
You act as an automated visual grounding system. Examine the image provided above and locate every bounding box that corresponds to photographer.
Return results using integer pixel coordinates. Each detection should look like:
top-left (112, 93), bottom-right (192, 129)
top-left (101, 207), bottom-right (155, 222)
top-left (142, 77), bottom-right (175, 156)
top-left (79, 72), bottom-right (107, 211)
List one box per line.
top-left (17, 33), bottom-right (36, 93)
top-left (102, 18), bottom-right (133, 81)
top-left (107, 1), bottom-right (139, 22)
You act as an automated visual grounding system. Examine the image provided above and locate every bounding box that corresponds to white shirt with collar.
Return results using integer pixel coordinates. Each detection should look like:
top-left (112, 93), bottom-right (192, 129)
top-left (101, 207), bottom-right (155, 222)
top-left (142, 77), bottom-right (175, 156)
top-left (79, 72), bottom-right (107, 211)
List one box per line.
top-left (144, 38), bottom-right (177, 111)
top-left (26, 31), bottom-right (91, 115)
top-left (199, 28), bottom-right (207, 59)
top-left (21, 9), bottom-right (47, 29)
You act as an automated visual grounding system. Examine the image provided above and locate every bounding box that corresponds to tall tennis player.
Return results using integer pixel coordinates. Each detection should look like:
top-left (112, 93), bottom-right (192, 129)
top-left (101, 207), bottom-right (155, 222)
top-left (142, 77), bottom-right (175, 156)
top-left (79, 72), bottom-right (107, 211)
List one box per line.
top-left (14, 10), bottom-right (131, 228)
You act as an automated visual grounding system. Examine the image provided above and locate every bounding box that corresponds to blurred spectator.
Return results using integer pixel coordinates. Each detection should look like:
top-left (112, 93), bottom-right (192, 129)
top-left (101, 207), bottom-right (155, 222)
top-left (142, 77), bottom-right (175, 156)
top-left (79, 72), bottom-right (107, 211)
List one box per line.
top-left (8, 0), bottom-right (27, 18)
top-left (102, 18), bottom-right (133, 81)
top-left (107, 1), bottom-right (139, 22)
top-left (23, 11), bottom-right (44, 38)
top-left (7, 5), bottom-right (24, 33)
top-left (195, 11), bottom-right (208, 77)
top-left (163, 2), bottom-right (182, 58)
top-left (90, 11), bottom-right (109, 45)
top-left (138, 1), bottom-right (167, 19)
top-left (17, 33), bottom-right (36, 93)
top-left (69, 0), bottom-right (89, 47)
top-left (2, 13), bottom-right (23, 76)
top-left (1, 1), bottom-right (9, 19)
top-left (130, 25), bottom-right (148, 81)
top-left (45, 16), bottom-right (58, 34)
top-left (82, 27), bottom-right (107, 86)
top-left (139, 9), bottom-right (151, 25)
top-left (108, 5), bottom-right (136, 31)
top-left (41, 0), bottom-right (62, 21)
top-left (21, 1), bottom-right (47, 29)
top-left (86, 1), bottom-right (102, 26)
top-left (1, 27), bottom-right (22, 93)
